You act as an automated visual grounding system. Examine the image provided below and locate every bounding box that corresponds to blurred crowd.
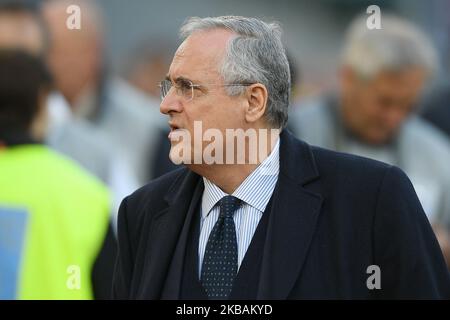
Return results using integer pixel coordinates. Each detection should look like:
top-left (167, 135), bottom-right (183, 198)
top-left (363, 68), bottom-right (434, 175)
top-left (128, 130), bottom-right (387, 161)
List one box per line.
top-left (0, 0), bottom-right (449, 299)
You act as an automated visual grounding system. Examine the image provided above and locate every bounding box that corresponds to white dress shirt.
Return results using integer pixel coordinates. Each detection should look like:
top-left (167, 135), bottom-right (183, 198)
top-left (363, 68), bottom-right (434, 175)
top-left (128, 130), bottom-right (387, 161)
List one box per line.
top-left (198, 138), bottom-right (280, 277)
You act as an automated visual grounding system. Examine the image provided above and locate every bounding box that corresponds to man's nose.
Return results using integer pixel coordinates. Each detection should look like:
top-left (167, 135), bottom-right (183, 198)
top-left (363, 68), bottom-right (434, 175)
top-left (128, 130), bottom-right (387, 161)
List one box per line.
top-left (160, 90), bottom-right (183, 115)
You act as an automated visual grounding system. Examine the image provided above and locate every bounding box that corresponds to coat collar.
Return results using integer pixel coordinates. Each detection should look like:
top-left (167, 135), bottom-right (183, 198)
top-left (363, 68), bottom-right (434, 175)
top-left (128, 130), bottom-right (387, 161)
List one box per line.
top-left (256, 129), bottom-right (323, 299)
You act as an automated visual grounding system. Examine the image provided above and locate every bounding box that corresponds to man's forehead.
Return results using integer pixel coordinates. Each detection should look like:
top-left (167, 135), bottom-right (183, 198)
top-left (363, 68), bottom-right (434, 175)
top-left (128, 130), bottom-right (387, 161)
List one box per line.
top-left (168, 29), bottom-right (235, 80)
top-left (182, 28), bottom-right (234, 51)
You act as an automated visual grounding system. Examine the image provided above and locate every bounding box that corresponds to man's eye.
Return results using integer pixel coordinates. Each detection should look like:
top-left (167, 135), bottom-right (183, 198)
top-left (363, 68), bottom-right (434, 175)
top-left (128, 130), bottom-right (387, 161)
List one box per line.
top-left (179, 81), bottom-right (192, 91)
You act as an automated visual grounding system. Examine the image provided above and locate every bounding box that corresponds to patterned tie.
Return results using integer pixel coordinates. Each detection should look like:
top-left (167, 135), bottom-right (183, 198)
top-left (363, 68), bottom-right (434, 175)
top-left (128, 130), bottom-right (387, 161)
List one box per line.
top-left (201, 195), bottom-right (241, 299)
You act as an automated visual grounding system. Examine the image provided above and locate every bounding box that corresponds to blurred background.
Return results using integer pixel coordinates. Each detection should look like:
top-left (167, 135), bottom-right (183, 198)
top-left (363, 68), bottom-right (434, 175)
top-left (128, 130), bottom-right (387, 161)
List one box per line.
top-left (97, 0), bottom-right (450, 96)
top-left (1, 0), bottom-right (450, 299)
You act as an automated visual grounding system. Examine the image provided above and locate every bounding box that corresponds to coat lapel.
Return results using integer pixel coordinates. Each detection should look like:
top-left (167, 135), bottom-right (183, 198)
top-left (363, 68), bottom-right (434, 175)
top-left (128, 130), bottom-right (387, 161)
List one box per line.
top-left (137, 169), bottom-right (202, 299)
top-left (160, 178), bottom-right (204, 299)
top-left (257, 130), bottom-right (323, 299)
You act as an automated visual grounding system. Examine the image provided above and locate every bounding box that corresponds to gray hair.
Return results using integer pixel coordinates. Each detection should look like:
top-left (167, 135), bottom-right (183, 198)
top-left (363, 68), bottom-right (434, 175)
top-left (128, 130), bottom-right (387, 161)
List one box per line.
top-left (342, 14), bottom-right (438, 79)
top-left (180, 16), bottom-right (290, 129)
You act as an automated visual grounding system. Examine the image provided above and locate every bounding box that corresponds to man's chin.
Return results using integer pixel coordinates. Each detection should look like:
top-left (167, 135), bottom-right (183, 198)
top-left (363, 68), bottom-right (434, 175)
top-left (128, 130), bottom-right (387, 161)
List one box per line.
top-left (363, 131), bottom-right (397, 146)
top-left (168, 128), bottom-right (188, 141)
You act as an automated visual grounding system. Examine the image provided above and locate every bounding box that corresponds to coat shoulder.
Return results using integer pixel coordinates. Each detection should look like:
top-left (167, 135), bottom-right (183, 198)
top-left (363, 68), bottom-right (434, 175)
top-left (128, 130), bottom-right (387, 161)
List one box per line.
top-left (126, 166), bottom-right (188, 209)
top-left (306, 143), bottom-right (412, 198)
top-left (310, 143), bottom-right (393, 178)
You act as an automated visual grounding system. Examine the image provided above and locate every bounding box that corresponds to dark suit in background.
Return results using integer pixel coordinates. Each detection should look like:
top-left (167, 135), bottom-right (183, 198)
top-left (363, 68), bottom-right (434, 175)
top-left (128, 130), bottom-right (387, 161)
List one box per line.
top-left (422, 85), bottom-right (450, 142)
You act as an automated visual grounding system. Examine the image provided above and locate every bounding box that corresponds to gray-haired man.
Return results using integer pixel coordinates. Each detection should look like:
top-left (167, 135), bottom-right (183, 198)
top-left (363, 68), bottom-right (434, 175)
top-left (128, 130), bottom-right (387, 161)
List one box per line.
top-left (289, 14), bottom-right (450, 267)
top-left (113, 16), bottom-right (450, 299)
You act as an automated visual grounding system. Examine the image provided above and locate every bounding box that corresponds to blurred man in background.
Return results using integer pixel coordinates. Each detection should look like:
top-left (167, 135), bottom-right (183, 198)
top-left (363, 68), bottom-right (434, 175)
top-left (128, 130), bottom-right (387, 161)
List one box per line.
top-left (42, 0), bottom-right (167, 186)
top-left (289, 14), bottom-right (450, 266)
top-left (0, 1), bottom-right (131, 215)
top-left (0, 1), bottom-right (118, 299)
top-left (40, 0), bottom-right (141, 219)
top-left (119, 38), bottom-right (179, 178)
top-left (0, 50), bottom-right (111, 299)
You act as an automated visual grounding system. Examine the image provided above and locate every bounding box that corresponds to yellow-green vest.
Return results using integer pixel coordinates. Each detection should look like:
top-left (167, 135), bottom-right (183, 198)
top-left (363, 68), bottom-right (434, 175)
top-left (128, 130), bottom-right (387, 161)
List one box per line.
top-left (0, 144), bottom-right (110, 299)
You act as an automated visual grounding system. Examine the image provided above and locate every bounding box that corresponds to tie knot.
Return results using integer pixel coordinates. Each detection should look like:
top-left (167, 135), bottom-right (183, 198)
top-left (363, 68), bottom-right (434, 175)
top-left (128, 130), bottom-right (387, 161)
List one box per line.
top-left (218, 195), bottom-right (241, 219)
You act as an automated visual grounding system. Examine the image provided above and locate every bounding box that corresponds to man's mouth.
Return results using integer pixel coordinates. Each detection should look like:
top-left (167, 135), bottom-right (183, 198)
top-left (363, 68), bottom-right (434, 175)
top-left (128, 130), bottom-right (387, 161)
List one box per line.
top-left (168, 122), bottom-right (184, 140)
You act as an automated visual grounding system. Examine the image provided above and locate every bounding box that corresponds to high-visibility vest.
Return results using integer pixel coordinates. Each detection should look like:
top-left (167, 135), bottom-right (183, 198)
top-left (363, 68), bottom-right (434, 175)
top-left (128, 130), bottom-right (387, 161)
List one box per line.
top-left (0, 144), bottom-right (110, 299)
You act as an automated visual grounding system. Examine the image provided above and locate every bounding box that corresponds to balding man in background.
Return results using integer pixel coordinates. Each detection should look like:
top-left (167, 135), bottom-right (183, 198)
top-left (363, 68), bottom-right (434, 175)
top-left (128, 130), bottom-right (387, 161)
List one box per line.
top-left (42, 0), bottom-right (167, 188)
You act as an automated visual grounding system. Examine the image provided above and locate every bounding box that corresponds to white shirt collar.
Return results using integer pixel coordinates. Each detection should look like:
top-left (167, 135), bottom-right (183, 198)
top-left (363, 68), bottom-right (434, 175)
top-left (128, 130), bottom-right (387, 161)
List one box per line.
top-left (201, 137), bottom-right (280, 218)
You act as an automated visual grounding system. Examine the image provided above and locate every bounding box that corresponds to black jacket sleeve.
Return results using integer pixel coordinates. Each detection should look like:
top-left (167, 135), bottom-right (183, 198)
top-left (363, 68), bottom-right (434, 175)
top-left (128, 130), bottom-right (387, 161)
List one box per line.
top-left (112, 196), bottom-right (133, 299)
top-left (91, 222), bottom-right (117, 300)
top-left (374, 166), bottom-right (450, 299)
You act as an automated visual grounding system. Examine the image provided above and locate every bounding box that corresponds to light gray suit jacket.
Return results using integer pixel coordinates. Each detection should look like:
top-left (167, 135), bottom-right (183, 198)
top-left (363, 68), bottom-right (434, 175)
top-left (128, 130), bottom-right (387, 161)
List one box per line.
top-left (289, 95), bottom-right (450, 228)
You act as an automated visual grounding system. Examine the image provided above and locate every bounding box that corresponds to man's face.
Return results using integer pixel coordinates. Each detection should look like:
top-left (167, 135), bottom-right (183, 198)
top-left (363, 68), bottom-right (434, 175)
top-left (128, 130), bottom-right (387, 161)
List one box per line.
top-left (340, 68), bottom-right (427, 145)
top-left (160, 29), bottom-right (249, 165)
top-left (43, 1), bottom-right (102, 106)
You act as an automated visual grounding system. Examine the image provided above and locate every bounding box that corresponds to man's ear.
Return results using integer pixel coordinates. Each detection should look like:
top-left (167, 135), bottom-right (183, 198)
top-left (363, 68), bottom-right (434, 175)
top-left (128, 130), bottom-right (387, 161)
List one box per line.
top-left (244, 83), bottom-right (268, 124)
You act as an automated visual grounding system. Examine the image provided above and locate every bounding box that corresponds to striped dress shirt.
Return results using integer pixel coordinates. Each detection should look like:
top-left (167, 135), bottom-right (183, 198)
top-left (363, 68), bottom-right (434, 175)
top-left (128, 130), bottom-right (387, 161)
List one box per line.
top-left (198, 138), bottom-right (280, 277)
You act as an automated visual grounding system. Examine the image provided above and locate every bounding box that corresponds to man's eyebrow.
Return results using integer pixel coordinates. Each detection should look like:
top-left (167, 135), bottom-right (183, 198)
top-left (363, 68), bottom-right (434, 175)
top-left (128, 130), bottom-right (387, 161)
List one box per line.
top-left (166, 74), bottom-right (199, 84)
